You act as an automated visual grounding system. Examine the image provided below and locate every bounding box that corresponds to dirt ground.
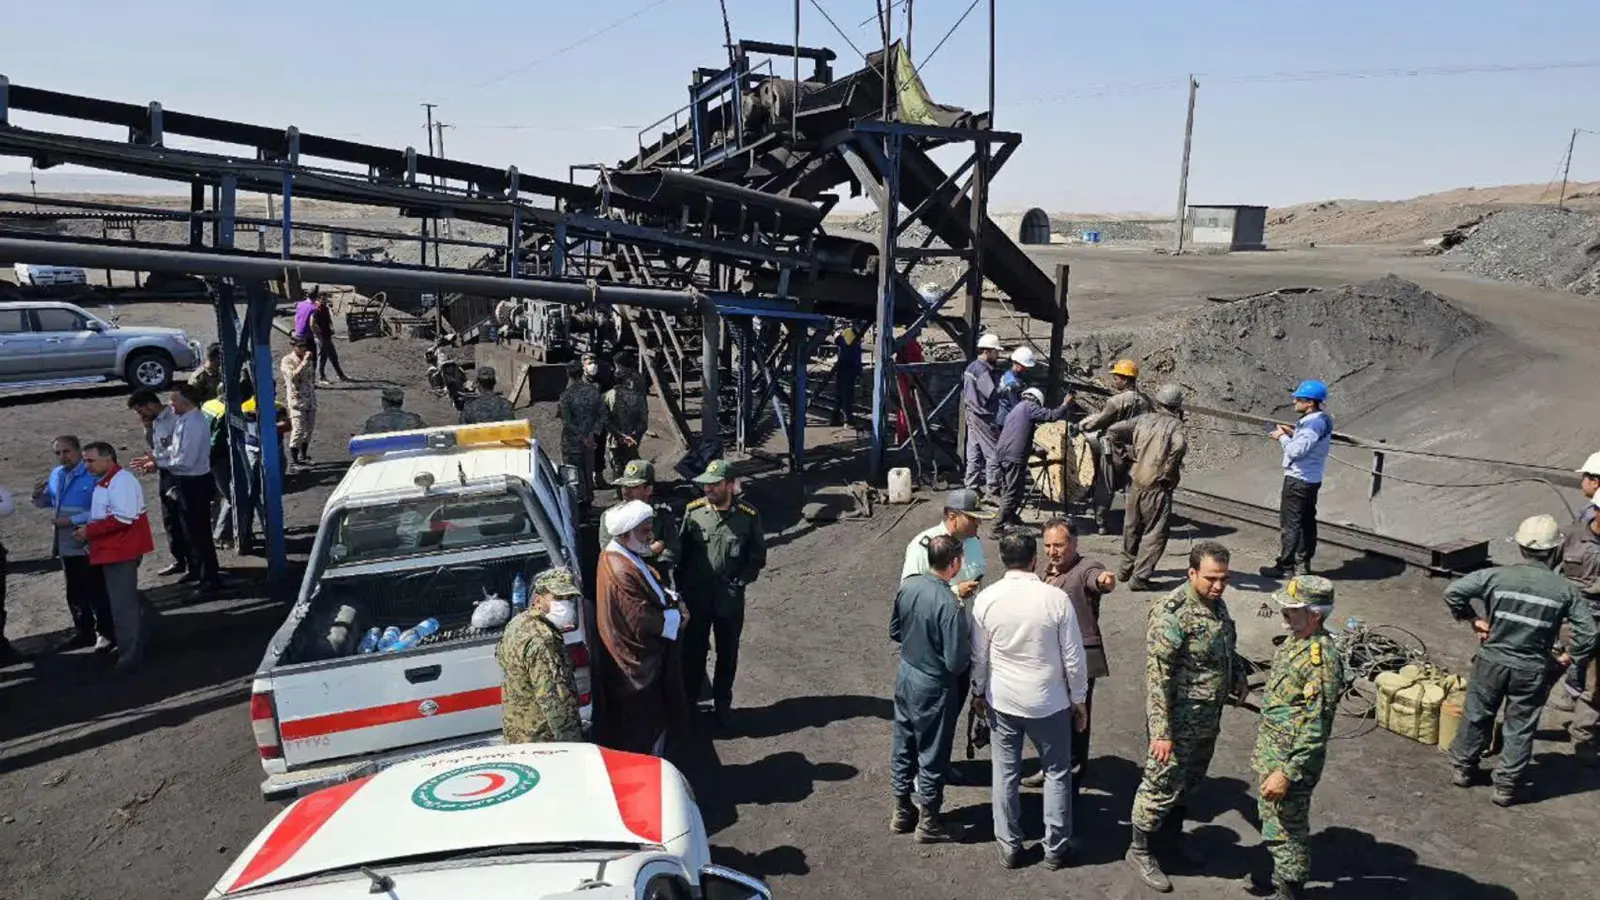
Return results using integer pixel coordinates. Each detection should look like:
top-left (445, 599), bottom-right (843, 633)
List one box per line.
top-left (2, 255), bottom-right (1598, 900)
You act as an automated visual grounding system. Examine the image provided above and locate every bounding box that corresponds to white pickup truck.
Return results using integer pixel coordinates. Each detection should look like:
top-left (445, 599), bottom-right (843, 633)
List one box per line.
top-left (250, 420), bottom-right (591, 802)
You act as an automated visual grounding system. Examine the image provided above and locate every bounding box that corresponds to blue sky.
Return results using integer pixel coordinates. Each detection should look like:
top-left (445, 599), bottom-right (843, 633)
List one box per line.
top-left (3, 0), bottom-right (1597, 211)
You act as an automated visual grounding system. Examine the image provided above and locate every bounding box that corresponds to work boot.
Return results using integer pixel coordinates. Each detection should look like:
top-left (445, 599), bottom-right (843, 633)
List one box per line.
top-left (1117, 567), bottom-right (1135, 583)
top-left (890, 795), bottom-right (918, 834)
top-left (1127, 578), bottom-right (1159, 593)
top-left (1450, 765), bottom-right (1476, 788)
top-left (1162, 808), bottom-right (1206, 867)
top-left (1043, 843), bottom-right (1075, 871)
top-left (1491, 784), bottom-right (1517, 807)
top-left (997, 844), bottom-right (1024, 869)
top-left (914, 806), bottom-right (967, 844)
top-left (1126, 826), bottom-right (1172, 892)
top-left (1258, 563), bottom-right (1295, 580)
top-left (1550, 689), bottom-right (1578, 712)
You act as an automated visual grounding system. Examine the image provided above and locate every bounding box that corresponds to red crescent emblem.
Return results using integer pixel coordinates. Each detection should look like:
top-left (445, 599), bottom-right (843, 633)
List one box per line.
top-left (453, 771), bottom-right (508, 798)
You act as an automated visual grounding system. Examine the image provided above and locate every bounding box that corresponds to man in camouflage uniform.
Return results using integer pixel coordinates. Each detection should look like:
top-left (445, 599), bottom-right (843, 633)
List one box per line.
top-left (495, 566), bottom-right (585, 743)
top-left (598, 459), bottom-right (679, 578)
top-left (605, 353), bottom-right (650, 480)
top-left (1126, 540), bottom-right (1247, 893)
top-left (458, 365), bottom-right (516, 425)
top-left (679, 459), bottom-right (766, 728)
top-left (1247, 575), bottom-right (1344, 900)
top-left (557, 361), bottom-right (607, 507)
top-left (362, 386), bottom-right (426, 434)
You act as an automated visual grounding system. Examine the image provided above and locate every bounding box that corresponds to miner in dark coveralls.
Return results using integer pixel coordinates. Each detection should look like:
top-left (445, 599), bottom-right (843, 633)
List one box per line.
top-left (888, 533), bottom-right (971, 844)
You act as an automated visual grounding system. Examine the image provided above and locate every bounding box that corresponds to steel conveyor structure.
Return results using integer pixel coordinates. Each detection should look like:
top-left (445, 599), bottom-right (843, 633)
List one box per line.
top-left (0, 35), bottom-right (1054, 476)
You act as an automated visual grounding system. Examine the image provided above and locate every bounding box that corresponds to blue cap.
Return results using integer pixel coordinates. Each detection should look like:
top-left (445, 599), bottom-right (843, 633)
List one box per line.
top-left (1292, 379), bottom-right (1328, 402)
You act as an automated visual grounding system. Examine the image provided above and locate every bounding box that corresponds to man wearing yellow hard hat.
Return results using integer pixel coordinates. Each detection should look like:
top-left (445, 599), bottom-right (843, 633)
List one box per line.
top-left (1078, 360), bottom-right (1152, 535)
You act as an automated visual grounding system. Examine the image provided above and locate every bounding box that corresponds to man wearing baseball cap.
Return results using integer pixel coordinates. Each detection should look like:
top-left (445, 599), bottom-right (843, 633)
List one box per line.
top-left (362, 386), bottom-right (426, 435)
top-left (1445, 514), bottom-right (1596, 806)
top-left (496, 566), bottom-right (585, 744)
top-left (1245, 576), bottom-right (1344, 900)
top-left (1261, 380), bottom-right (1333, 579)
top-left (679, 459), bottom-right (767, 727)
top-left (961, 332), bottom-right (1007, 501)
top-left (598, 459), bottom-right (680, 576)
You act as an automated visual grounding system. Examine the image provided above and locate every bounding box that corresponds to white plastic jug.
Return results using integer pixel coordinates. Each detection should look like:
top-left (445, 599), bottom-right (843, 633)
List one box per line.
top-left (886, 467), bottom-right (913, 504)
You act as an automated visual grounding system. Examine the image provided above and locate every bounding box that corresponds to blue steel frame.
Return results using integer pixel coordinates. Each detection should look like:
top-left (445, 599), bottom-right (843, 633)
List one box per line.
top-left (713, 298), bottom-right (828, 470)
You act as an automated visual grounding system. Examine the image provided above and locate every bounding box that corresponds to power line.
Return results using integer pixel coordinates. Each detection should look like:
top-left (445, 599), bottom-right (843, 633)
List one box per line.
top-left (1009, 58), bottom-right (1600, 107)
top-left (919, 0), bottom-right (981, 69)
top-left (808, 0), bottom-right (868, 62)
top-left (458, 0), bottom-right (677, 92)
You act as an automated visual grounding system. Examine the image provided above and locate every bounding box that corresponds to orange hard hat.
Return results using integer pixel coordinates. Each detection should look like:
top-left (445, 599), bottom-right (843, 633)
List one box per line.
top-left (1110, 359), bottom-right (1140, 378)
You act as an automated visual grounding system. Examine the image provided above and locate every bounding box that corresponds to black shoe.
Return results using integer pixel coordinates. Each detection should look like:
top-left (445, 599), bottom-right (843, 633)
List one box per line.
top-left (157, 562), bottom-right (187, 577)
top-left (0, 641), bottom-right (30, 666)
top-left (54, 633), bottom-right (96, 654)
top-left (1117, 568), bottom-right (1135, 583)
top-left (1258, 564), bottom-right (1293, 579)
top-left (1043, 845), bottom-right (1075, 870)
top-left (1127, 579), bottom-right (1159, 592)
top-left (890, 795), bottom-right (918, 834)
top-left (194, 581), bottom-right (225, 599)
top-left (914, 809), bottom-right (966, 844)
top-left (177, 571), bottom-right (200, 584)
top-left (1450, 766), bottom-right (1475, 788)
top-left (1492, 784), bottom-right (1516, 807)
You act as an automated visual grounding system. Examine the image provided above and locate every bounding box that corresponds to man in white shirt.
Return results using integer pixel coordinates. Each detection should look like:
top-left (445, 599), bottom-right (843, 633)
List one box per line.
top-left (133, 384), bottom-right (221, 596)
top-left (971, 532), bottom-right (1089, 871)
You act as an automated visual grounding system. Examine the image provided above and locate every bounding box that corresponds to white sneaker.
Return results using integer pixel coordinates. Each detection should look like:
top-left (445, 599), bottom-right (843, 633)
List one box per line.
top-left (93, 636), bottom-right (115, 653)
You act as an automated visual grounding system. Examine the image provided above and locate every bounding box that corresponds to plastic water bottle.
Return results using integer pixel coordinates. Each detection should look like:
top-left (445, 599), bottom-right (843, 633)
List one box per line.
top-left (1345, 616), bottom-right (1363, 633)
top-left (376, 625), bottom-right (403, 652)
top-left (511, 573), bottom-right (528, 613)
top-left (357, 627), bottom-right (381, 654)
top-left (390, 617), bottom-right (441, 652)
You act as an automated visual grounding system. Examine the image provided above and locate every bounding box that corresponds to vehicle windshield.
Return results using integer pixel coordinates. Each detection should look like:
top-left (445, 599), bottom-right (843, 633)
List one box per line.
top-left (323, 491), bottom-right (536, 567)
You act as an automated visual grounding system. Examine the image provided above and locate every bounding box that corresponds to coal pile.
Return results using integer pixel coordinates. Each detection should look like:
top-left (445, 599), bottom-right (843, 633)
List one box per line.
top-left (1443, 206), bottom-right (1600, 295)
top-left (1049, 218), bottom-right (1174, 242)
top-left (1060, 276), bottom-right (1488, 471)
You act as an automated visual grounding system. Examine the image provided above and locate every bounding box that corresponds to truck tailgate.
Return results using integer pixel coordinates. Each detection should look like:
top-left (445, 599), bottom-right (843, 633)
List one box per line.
top-left (270, 640), bottom-right (503, 769)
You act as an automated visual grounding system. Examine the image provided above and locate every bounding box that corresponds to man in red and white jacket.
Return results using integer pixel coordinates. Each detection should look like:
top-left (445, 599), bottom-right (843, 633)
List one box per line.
top-left (73, 442), bottom-right (155, 672)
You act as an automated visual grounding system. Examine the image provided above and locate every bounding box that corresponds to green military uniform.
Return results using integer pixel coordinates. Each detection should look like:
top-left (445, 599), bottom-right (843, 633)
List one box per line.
top-left (598, 460), bottom-right (680, 574)
top-left (557, 378), bottom-right (606, 505)
top-left (1132, 581), bottom-right (1243, 833)
top-left (604, 368), bottom-right (650, 476)
top-left (363, 387), bottom-right (426, 434)
top-left (1251, 576), bottom-right (1344, 891)
top-left (678, 459), bottom-right (767, 714)
top-left (495, 567), bottom-right (585, 743)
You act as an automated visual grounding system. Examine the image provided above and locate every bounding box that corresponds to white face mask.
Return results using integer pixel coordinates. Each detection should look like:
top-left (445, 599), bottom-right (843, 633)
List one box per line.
top-left (584, 363), bottom-right (599, 377)
top-left (544, 599), bottom-right (577, 631)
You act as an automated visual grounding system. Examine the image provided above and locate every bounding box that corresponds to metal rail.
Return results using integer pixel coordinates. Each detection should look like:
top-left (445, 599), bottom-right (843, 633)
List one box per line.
top-left (1173, 487), bottom-right (1489, 576)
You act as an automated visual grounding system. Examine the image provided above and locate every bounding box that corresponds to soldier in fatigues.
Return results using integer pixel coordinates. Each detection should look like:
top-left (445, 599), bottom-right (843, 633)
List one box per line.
top-left (556, 361), bottom-right (607, 507)
top-left (604, 354), bottom-right (650, 480)
top-left (495, 567), bottom-right (585, 743)
top-left (598, 459), bottom-right (680, 578)
top-left (679, 459), bottom-right (767, 728)
top-left (1126, 540), bottom-right (1247, 893)
top-left (458, 365), bottom-right (517, 424)
top-left (362, 387), bottom-right (426, 434)
top-left (1246, 576), bottom-right (1344, 900)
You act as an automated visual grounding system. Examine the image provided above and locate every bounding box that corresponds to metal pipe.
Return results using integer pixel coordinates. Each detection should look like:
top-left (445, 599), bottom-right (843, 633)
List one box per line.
top-left (607, 170), bottom-right (823, 230)
top-left (0, 237), bottom-right (700, 313)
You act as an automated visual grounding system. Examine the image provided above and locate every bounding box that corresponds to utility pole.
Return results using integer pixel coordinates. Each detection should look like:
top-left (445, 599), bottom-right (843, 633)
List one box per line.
top-left (422, 103), bottom-right (438, 273)
top-left (987, 0), bottom-right (995, 126)
top-left (434, 121), bottom-right (452, 263)
top-left (1173, 76), bottom-right (1198, 253)
top-left (1558, 127), bottom-right (1579, 210)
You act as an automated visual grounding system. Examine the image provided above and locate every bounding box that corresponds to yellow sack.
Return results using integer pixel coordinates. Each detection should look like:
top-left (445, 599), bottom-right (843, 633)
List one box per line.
top-left (1375, 664), bottom-right (1447, 745)
top-left (1028, 423), bottom-right (1096, 505)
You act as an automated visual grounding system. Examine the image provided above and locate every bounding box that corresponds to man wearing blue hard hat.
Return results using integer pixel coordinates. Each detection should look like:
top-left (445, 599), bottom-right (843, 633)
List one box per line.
top-left (1261, 380), bottom-right (1333, 580)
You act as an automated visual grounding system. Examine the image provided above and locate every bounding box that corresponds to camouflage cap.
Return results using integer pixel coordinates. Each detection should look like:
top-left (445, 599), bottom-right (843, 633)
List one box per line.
top-left (476, 365), bottom-right (497, 383)
top-left (1272, 574), bottom-right (1334, 610)
top-left (532, 566), bottom-right (582, 598)
top-left (613, 458), bottom-right (655, 487)
top-left (693, 458), bottom-right (734, 484)
top-left (381, 386), bottom-right (405, 404)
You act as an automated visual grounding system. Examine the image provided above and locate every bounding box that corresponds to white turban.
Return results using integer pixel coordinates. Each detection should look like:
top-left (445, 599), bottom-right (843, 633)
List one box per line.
top-left (603, 499), bottom-right (653, 537)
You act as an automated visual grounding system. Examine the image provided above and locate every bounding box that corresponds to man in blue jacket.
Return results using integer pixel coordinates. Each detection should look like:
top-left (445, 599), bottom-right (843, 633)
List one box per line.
top-left (32, 435), bottom-right (115, 652)
top-left (1262, 381), bottom-right (1333, 579)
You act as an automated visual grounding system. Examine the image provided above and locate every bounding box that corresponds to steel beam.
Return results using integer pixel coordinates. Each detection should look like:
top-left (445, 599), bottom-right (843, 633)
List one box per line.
top-left (244, 281), bottom-right (287, 576)
top-left (868, 130), bottom-right (903, 478)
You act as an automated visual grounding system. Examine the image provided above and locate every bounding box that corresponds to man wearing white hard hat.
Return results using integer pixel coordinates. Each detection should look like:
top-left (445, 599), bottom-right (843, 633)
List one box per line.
top-left (961, 333), bottom-right (1007, 500)
top-left (991, 386), bottom-right (1074, 535)
top-left (595, 499), bottom-right (689, 756)
top-left (1443, 514), bottom-right (1596, 806)
top-left (995, 345), bottom-right (1040, 427)
top-left (1550, 451), bottom-right (1600, 716)
top-left (1561, 495), bottom-right (1600, 762)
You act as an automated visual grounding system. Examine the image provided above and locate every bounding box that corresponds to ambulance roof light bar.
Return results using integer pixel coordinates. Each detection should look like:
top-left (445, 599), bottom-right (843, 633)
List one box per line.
top-left (347, 420), bottom-right (532, 458)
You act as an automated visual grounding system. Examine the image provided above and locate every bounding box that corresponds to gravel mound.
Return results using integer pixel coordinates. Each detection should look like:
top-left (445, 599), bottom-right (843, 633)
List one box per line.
top-left (1443, 206), bottom-right (1600, 295)
top-left (1060, 276), bottom-right (1487, 470)
top-left (1050, 218), bottom-right (1173, 242)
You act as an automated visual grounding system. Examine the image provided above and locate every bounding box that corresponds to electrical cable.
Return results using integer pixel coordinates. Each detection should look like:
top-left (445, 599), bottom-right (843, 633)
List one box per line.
top-left (457, 0), bottom-right (678, 92)
top-left (919, 0), bottom-right (982, 70)
top-left (808, 0), bottom-right (869, 63)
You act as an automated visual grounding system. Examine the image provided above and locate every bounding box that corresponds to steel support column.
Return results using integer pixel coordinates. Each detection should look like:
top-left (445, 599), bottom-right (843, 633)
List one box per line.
top-left (245, 281), bottom-right (287, 575)
top-left (868, 130), bottom-right (903, 478)
top-left (1047, 263), bottom-right (1069, 405)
